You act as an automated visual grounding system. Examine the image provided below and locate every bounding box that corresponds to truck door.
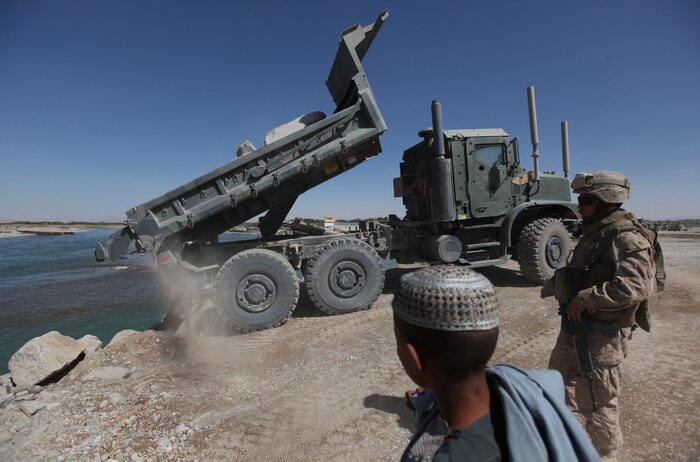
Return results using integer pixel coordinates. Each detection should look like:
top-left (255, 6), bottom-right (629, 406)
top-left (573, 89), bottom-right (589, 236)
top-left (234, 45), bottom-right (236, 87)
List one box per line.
top-left (465, 138), bottom-right (512, 218)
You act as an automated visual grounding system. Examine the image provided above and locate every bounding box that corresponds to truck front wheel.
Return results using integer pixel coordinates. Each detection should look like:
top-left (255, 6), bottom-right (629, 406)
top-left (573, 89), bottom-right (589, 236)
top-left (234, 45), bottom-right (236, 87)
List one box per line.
top-left (304, 237), bottom-right (384, 315)
top-left (517, 218), bottom-right (571, 284)
top-left (214, 249), bottom-right (299, 332)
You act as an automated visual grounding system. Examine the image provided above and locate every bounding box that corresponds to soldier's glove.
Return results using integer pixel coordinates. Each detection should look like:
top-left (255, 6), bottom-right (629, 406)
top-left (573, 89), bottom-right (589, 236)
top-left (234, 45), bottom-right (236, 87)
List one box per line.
top-left (540, 277), bottom-right (555, 298)
top-left (566, 296), bottom-right (587, 322)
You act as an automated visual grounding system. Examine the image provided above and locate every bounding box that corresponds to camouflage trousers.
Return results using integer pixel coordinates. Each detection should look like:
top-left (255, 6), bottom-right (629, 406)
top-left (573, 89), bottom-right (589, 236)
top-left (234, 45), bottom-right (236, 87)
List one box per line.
top-left (548, 326), bottom-right (633, 456)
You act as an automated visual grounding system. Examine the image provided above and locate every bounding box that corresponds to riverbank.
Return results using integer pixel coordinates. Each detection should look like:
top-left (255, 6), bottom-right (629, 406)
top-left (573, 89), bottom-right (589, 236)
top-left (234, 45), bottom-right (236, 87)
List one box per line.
top-left (0, 223), bottom-right (119, 239)
top-left (0, 228), bottom-right (87, 239)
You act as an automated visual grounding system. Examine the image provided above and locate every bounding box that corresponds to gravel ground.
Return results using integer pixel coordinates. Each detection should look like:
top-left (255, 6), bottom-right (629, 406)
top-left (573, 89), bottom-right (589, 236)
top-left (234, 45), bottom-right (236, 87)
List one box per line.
top-left (0, 233), bottom-right (698, 461)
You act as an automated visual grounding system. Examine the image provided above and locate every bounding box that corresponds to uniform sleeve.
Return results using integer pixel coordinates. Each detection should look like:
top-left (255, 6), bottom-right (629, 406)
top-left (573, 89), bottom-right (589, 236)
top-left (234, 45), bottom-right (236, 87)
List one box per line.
top-left (578, 231), bottom-right (655, 312)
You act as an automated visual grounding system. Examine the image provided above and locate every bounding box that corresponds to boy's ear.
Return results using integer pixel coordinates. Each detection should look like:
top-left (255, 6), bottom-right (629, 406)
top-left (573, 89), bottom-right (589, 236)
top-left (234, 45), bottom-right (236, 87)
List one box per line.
top-left (404, 341), bottom-right (424, 378)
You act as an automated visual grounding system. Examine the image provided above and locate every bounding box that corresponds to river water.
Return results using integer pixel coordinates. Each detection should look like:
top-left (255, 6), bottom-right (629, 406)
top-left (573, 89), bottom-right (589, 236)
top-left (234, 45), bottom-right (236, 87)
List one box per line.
top-left (0, 229), bottom-right (164, 374)
top-left (0, 228), bottom-right (395, 375)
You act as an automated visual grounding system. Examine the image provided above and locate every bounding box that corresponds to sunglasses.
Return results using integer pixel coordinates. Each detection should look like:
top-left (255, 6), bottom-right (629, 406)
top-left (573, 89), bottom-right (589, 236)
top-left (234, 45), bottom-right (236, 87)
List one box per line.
top-left (577, 196), bottom-right (597, 206)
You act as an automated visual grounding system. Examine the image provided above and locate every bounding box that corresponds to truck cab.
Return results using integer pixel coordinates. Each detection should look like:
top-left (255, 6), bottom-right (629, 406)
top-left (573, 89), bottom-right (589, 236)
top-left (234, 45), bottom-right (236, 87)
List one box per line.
top-left (391, 99), bottom-right (578, 282)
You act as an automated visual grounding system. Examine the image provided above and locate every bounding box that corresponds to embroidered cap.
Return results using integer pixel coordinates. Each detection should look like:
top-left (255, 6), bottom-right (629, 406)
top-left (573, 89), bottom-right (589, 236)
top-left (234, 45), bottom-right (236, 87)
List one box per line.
top-left (392, 265), bottom-right (499, 331)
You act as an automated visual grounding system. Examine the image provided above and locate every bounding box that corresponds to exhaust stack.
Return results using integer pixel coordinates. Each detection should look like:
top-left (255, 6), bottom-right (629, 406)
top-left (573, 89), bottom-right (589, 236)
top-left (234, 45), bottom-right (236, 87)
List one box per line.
top-left (432, 100), bottom-right (446, 159)
top-left (560, 121), bottom-right (570, 178)
top-left (430, 100), bottom-right (457, 223)
top-left (527, 86), bottom-right (540, 181)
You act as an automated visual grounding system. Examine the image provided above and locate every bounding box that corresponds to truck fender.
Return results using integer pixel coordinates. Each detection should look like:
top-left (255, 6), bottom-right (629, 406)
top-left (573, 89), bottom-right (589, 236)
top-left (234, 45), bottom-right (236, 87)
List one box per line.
top-left (499, 201), bottom-right (578, 250)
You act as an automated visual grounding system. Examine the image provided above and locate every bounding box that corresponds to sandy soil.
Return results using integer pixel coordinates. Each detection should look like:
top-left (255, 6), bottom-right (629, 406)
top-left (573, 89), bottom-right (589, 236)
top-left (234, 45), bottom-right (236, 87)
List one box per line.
top-left (0, 233), bottom-right (698, 461)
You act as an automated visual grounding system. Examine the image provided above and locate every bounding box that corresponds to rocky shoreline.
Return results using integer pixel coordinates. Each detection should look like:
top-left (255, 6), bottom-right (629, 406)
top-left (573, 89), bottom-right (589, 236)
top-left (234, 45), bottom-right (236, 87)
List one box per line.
top-left (1, 329), bottom-right (195, 461)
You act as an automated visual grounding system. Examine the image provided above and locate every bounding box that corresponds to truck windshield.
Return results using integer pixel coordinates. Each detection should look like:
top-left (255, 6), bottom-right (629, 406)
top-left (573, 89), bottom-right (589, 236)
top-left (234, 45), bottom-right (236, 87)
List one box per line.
top-left (474, 145), bottom-right (505, 166)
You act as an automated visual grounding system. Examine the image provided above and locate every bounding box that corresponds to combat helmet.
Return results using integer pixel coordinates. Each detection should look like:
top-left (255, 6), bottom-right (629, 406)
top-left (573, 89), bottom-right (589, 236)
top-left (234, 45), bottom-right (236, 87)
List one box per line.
top-left (571, 170), bottom-right (630, 204)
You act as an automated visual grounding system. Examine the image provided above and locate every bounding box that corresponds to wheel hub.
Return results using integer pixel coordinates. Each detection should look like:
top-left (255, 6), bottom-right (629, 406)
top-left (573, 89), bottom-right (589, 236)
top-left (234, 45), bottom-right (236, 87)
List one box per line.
top-left (546, 236), bottom-right (564, 268)
top-left (329, 261), bottom-right (365, 297)
top-left (236, 275), bottom-right (275, 313)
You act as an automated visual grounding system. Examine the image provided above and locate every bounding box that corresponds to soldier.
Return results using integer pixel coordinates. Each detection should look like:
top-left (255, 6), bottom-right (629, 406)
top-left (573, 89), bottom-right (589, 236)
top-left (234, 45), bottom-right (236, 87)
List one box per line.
top-left (542, 170), bottom-right (657, 461)
top-left (395, 265), bottom-right (598, 461)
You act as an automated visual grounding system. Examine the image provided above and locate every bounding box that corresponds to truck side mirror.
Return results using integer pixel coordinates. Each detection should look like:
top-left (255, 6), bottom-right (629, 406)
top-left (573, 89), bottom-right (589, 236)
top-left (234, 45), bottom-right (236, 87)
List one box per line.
top-left (508, 137), bottom-right (520, 167)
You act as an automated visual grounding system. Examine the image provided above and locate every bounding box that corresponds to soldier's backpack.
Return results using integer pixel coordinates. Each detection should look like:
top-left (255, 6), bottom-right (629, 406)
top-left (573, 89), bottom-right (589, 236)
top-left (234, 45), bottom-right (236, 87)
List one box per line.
top-left (641, 224), bottom-right (666, 292)
top-left (597, 218), bottom-right (666, 332)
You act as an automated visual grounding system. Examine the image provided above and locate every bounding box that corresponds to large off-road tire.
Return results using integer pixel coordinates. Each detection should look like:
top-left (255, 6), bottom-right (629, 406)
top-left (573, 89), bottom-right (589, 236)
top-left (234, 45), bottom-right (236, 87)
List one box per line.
top-left (517, 218), bottom-right (572, 284)
top-left (214, 249), bottom-right (299, 332)
top-left (304, 237), bottom-right (384, 315)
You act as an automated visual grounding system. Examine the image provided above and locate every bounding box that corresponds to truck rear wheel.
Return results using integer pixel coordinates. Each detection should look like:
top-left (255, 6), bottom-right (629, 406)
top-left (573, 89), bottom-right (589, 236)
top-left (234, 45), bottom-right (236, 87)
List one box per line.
top-left (214, 249), bottom-right (299, 332)
top-left (304, 237), bottom-right (384, 315)
top-left (517, 218), bottom-right (571, 284)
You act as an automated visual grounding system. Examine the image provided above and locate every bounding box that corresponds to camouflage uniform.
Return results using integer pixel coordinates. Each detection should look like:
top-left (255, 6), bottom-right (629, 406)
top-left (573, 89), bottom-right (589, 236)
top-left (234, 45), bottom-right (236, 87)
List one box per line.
top-left (546, 172), bottom-right (656, 458)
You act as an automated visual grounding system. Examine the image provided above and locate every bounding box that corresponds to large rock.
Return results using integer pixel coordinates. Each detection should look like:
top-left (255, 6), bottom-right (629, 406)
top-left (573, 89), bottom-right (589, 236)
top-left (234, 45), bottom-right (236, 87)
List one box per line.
top-left (106, 329), bottom-right (139, 348)
top-left (77, 334), bottom-right (102, 354)
top-left (8, 331), bottom-right (86, 387)
top-left (264, 111), bottom-right (326, 146)
top-left (19, 399), bottom-right (46, 416)
top-left (235, 140), bottom-right (257, 157)
top-left (82, 366), bottom-right (131, 382)
top-left (18, 390), bottom-right (60, 416)
top-left (0, 373), bottom-right (12, 397)
top-left (0, 381), bottom-right (12, 408)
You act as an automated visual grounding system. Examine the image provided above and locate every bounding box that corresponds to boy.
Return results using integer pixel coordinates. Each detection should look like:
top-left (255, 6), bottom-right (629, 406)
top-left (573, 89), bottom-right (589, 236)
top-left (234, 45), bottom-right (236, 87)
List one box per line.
top-left (393, 265), bottom-right (598, 461)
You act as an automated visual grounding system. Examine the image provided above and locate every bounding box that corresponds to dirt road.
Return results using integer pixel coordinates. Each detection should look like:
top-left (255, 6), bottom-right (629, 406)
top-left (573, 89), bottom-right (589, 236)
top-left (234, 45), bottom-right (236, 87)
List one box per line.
top-left (1, 233), bottom-right (698, 461)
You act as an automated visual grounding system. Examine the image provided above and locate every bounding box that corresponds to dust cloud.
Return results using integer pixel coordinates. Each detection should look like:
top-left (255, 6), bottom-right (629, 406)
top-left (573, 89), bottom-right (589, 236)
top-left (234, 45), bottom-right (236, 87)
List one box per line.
top-left (153, 264), bottom-right (249, 377)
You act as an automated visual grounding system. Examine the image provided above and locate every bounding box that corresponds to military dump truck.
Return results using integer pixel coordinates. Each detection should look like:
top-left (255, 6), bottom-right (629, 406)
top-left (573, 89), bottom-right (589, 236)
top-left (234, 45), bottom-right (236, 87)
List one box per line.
top-left (96, 11), bottom-right (578, 332)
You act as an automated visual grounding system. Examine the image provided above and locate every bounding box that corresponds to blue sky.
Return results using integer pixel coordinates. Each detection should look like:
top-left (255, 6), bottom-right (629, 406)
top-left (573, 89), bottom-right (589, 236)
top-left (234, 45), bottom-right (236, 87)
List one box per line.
top-left (1, 0), bottom-right (698, 221)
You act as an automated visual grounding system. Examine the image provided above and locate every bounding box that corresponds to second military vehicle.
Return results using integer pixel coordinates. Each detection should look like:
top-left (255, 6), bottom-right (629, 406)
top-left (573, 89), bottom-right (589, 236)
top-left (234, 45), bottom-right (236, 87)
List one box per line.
top-left (389, 93), bottom-right (578, 284)
top-left (96, 11), bottom-right (578, 332)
